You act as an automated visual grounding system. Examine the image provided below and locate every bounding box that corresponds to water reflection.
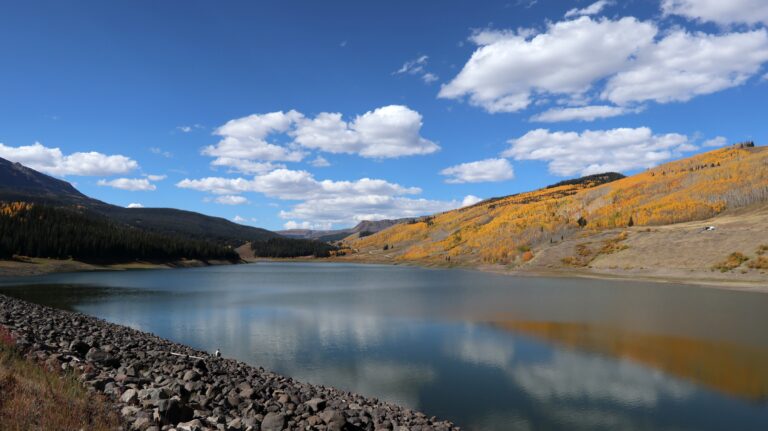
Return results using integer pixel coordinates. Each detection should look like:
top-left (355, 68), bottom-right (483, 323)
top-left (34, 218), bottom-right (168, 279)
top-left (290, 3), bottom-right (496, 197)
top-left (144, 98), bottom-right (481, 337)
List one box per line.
top-left (1, 263), bottom-right (767, 430)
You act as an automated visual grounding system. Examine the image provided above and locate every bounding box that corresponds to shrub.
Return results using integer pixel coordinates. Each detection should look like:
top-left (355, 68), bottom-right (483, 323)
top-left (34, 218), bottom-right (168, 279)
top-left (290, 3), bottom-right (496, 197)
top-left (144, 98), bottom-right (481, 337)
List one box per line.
top-left (748, 256), bottom-right (768, 270)
top-left (713, 252), bottom-right (750, 272)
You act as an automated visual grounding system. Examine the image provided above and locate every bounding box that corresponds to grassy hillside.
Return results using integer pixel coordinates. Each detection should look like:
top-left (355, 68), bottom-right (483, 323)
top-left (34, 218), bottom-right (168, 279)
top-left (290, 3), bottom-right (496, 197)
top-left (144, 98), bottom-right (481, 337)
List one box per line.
top-left (347, 146), bottom-right (768, 267)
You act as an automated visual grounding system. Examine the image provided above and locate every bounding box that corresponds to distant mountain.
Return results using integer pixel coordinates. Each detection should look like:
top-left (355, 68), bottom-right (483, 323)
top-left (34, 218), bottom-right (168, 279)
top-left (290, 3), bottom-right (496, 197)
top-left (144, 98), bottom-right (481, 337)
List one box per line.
top-left (278, 217), bottom-right (415, 242)
top-left (0, 157), bottom-right (279, 245)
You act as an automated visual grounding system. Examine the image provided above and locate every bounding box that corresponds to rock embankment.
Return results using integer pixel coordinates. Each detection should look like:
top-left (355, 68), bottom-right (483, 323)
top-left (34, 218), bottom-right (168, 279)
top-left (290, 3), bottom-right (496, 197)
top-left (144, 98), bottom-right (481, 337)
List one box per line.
top-left (0, 294), bottom-right (457, 431)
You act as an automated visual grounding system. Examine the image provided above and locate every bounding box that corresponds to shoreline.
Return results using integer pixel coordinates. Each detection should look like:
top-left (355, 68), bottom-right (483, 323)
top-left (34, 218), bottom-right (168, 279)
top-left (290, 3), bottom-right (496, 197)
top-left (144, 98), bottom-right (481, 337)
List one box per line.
top-left (0, 294), bottom-right (457, 431)
top-left (0, 257), bottom-right (239, 278)
top-left (3, 254), bottom-right (767, 294)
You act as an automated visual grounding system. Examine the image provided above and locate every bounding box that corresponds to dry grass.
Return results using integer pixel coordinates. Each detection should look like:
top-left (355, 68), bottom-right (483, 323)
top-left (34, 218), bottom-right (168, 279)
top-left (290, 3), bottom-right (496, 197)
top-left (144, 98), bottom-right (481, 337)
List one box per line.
top-left (748, 256), bottom-right (768, 270)
top-left (713, 252), bottom-right (750, 272)
top-left (0, 326), bottom-right (121, 431)
top-left (757, 245), bottom-right (768, 256)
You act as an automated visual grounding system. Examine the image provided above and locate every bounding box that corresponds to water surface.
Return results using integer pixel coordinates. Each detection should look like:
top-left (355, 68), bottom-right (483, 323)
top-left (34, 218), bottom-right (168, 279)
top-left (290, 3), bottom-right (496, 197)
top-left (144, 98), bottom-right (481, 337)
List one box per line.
top-left (1, 262), bottom-right (767, 430)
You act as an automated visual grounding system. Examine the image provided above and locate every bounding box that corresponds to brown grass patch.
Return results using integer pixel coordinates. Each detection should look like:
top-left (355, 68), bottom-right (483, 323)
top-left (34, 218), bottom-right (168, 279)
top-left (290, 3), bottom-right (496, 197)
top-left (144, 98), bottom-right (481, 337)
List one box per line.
top-left (757, 245), bottom-right (768, 256)
top-left (0, 326), bottom-right (121, 431)
top-left (713, 252), bottom-right (750, 272)
top-left (748, 256), bottom-right (768, 270)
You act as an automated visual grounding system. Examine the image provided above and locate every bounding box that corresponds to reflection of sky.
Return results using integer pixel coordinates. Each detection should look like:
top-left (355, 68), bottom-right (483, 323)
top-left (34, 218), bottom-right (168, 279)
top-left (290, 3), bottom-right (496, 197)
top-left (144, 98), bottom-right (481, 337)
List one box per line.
top-left (2, 262), bottom-right (768, 430)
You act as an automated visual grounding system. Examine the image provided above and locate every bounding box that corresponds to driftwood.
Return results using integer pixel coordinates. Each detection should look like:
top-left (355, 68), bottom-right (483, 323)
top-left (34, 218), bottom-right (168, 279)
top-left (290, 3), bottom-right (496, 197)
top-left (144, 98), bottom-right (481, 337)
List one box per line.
top-left (170, 351), bottom-right (206, 361)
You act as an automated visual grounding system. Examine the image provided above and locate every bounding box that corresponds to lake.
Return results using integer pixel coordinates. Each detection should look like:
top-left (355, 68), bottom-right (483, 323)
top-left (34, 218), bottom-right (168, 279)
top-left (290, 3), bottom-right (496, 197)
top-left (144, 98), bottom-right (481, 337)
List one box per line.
top-left (1, 262), bottom-right (767, 430)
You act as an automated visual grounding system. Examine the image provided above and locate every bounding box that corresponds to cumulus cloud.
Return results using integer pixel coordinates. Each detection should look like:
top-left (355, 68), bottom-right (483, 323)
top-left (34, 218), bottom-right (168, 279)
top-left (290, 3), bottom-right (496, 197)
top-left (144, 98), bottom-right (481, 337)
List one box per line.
top-left (661, 0), bottom-right (768, 26)
top-left (204, 110), bottom-right (306, 165)
top-left (214, 195), bottom-right (249, 205)
top-left (0, 142), bottom-right (138, 176)
top-left (205, 106), bottom-right (438, 171)
top-left (176, 169), bottom-right (421, 200)
top-left (440, 158), bottom-right (515, 183)
top-left (177, 169), bottom-right (461, 227)
top-left (462, 195), bottom-right (484, 207)
top-left (150, 147), bottom-right (173, 158)
top-left (531, 105), bottom-right (634, 122)
top-left (602, 29), bottom-right (768, 105)
top-left (97, 178), bottom-right (157, 191)
top-left (394, 55), bottom-right (439, 84)
top-left (292, 105), bottom-right (439, 158)
top-left (564, 0), bottom-right (612, 18)
top-left (502, 127), bottom-right (694, 176)
top-left (703, 136), bottom-right (728, 147)
top-left (280, 195), bottom-right (460, 227)
top-left (283, 220), bottom-right (329, 230)
top-left (145, 174), bottom-right (167, 181)
top-left (442, 16), bottom-right (768, 116)
top-left (126, 203), bottom-right (144, 208)
top-left (309, 156), bottom-right (331, 167)
top-left (439, 17), bottom-right (657, 113)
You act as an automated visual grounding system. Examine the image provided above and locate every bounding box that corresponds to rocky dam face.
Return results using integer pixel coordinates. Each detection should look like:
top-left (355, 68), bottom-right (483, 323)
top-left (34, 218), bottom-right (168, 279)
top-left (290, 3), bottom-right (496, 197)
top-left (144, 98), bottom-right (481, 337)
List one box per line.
top-left (0, 294), bottom-right (457, 431)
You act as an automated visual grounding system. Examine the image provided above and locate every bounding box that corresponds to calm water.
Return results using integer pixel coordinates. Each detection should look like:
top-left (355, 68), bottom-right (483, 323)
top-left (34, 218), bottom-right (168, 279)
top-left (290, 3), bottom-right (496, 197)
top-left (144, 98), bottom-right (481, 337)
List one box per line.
top-left (1, 262), bottom-right (767, 430)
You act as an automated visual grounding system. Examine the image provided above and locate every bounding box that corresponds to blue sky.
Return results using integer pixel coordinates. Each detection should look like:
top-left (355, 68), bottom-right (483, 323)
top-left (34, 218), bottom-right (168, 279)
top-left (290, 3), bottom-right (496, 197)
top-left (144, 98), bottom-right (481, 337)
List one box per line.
top-left (1, 0), bottom-right (767, 230)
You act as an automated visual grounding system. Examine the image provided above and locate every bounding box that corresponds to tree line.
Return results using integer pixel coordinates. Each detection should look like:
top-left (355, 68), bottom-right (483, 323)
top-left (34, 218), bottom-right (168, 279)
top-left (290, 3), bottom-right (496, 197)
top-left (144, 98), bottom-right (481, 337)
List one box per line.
top-left (250, 237), bottom-right (338, 258)
top-left (0, 202), bottom-right (239, 262)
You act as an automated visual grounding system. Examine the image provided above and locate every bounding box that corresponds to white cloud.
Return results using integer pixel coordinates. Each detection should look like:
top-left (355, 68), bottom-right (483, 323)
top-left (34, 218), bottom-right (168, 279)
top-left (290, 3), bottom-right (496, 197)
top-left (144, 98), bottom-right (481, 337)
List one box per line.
top-left (439, 17), bottom-right (657, 113)
top-left (394, 55), bottom-right (439, 84)
top-left (602, 29), bottom-right (768, 105)
top-left (564, 0), bottom-right (612, 18)
top-left (443, 17), bottom-right (768, 114)
top-left (211, 157), bottom-right (285, 174)
top-left (97, 178), bottom-right (157, 191)
top-left (177, 168), bottom-right (461, 227)
top-left (204, 110), bottom-right (306, 163)
top-left (232, 215), bottom-right (258, 224)
top-left (214, 195), bottom-right (249, 205)
top-left (531, 105), bottom-right (634, 122)
top-left (176, 169), bottom-right (420, 200)
top-left (126, 203), bottom-right (144, 208)
top-left (150, 147), bottom-right (173, 158)
top-left (176, 124), bottom-right (203, 133)
top-left (502, 127), bottom-right (694, 176)
top-left (440, 158), bottom-right (515, 183)
top-left (283, 220), bottom-right (317, 230)
top-left (0, 142), bottom-right (138, 176)
top-left (661, 0), bottom-right (768, 26)
top-left (280, 195), bottom-right (461, 227)
top-left (309, 156), bottom-right (331, 167)
top-left (703, 136), bottom-right (728, 147)
top-left (145, 174), bottom-right (167, 181)
top-left (462, 195), bottom-right (484, 207)
top-left (206, 106), bottom-right (438, 167)
top-left (293, 105), bottom-right (439, 158)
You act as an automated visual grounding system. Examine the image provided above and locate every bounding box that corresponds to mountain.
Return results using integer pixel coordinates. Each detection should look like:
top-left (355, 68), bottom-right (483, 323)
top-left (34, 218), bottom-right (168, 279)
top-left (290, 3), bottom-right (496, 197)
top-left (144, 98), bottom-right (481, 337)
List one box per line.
top-left (278, 217), bottom-right (414, 242)
top-left (0, 157), bottom-right (279, 245)
top-left (344, 145), bottom-right (768, 275)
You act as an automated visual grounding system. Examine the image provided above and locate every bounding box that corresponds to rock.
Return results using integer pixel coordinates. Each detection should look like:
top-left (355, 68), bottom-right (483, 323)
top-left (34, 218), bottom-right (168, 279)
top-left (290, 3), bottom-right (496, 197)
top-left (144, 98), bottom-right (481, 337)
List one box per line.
top-left (260, 412), bottom-right (285, 431)
top-left (69, 340), bottom-right (90, 355)
top-left (306, 397), bottom-right (327, 412)
top-left (320, 409), bottom-right (347, 431)
top-left (177, 419), bottom-right (204, 431)
top-left (121, 388), bottom-right (139, 405)
top-left (182, 370), bottom-right (199, 382)
top-left (132, 416), bottom-right (152, 430)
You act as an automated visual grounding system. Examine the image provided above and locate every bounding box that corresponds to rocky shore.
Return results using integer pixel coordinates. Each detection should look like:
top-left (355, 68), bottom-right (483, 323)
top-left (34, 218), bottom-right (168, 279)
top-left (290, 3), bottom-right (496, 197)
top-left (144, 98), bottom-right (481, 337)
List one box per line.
top-left (0, 294), bottom-right (457, 431)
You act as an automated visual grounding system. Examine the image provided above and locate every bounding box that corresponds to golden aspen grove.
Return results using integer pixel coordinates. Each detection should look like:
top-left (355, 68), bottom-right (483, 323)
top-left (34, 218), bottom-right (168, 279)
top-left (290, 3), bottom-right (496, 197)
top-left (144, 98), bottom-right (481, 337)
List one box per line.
top-left (344, 146), bottom-right (768, 268)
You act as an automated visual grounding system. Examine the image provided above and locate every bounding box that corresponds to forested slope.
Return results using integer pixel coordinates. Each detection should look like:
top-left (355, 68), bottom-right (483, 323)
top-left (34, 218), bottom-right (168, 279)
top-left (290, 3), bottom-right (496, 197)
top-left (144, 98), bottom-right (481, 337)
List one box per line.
top-left (347, 146), bottom-right (768, 267)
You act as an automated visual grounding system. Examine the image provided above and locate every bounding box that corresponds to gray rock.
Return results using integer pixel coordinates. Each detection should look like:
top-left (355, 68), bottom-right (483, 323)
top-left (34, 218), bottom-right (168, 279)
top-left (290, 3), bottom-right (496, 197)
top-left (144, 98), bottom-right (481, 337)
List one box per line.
top-left (260, 412), bottom-right (285, 431)
top-left (121, 388), bottom-right (139, 405)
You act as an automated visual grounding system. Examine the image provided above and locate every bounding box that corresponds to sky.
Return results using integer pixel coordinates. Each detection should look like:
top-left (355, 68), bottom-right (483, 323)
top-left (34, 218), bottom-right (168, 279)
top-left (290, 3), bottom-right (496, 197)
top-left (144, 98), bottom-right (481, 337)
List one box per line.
top-left (1, 0), bottom-right (767, 231)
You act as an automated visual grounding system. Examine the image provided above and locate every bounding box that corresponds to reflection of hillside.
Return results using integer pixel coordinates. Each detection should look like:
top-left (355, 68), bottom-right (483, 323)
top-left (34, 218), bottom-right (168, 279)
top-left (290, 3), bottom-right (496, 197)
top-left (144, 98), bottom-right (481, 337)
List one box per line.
top-left (496, 320), bottom-right (768, 401)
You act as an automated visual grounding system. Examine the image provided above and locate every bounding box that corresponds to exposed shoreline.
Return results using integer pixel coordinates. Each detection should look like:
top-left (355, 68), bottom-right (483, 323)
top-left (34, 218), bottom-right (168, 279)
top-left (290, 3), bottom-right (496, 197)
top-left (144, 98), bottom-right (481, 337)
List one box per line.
top-left (0, 294), bottom-right (457, 431)
top-left (0, 257), bottom-right (238, 278)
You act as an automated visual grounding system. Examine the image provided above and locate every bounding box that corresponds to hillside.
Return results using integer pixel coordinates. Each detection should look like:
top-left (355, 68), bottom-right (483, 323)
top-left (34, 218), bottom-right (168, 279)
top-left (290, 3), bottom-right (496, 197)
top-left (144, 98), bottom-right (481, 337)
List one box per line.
top-left (0, 157), bottom-right (278, 245)
top-left (278, 217), bottom-right (414, 242)
top-left (343, 145), bottom-right (768, 285)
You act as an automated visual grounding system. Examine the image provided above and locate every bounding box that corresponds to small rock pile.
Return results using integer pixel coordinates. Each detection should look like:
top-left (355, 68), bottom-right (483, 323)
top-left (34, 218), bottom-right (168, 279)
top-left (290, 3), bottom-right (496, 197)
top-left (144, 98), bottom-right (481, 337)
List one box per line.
top-left (0, 294), bottom-right (458, 431)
